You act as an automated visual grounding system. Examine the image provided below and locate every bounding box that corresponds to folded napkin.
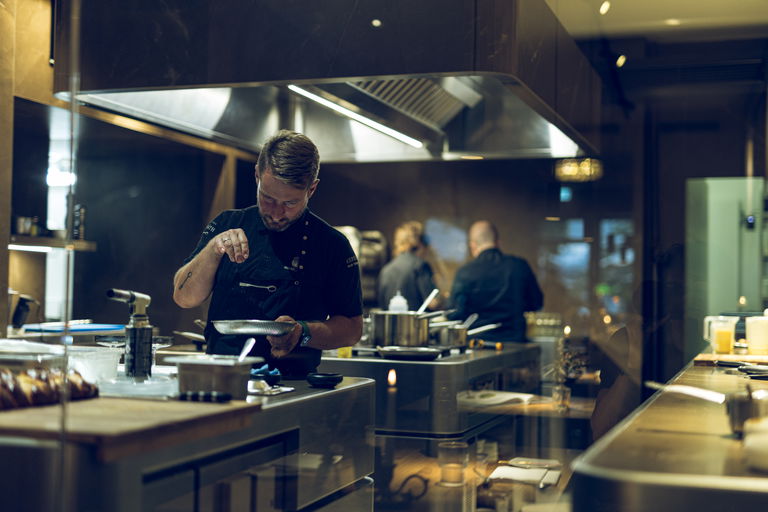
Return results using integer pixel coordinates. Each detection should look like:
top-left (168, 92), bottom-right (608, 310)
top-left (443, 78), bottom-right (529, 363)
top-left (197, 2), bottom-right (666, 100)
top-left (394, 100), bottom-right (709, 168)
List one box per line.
top-left (488, 466), bottom-right (548, 484)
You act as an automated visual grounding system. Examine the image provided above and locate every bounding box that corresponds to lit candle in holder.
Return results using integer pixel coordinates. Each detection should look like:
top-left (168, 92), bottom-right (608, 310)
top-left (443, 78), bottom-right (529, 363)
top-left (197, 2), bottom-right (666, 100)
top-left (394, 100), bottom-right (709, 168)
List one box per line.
top-left (386, 368), bottom-right (397, 428)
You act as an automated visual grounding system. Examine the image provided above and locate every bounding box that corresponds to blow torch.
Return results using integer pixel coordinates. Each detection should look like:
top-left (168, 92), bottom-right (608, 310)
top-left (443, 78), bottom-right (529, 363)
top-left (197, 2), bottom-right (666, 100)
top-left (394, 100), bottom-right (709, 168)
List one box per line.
top-left (107, 288), bottom-right (153, 380)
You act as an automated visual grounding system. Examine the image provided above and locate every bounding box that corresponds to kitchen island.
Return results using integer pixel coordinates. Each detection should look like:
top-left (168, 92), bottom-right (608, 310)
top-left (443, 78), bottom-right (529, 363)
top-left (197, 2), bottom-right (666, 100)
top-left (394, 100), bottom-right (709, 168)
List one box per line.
top-left (319, 343), bottom-right (540, 438)
top-left (571, 363), bottom-right (768, 511)
top-left (0, 376), bottom-right (375, 512)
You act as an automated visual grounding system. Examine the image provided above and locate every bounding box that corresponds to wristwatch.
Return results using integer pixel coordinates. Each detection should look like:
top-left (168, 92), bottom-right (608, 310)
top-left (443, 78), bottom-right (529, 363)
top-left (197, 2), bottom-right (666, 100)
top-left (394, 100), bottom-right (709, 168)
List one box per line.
top-left (298, 321), bottom-right (312, 347)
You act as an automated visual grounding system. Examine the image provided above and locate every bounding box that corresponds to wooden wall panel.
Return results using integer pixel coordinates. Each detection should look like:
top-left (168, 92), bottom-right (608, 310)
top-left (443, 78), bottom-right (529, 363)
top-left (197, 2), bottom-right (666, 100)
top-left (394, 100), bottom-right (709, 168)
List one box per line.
top-left (0, 0), bottom-right (16, 335)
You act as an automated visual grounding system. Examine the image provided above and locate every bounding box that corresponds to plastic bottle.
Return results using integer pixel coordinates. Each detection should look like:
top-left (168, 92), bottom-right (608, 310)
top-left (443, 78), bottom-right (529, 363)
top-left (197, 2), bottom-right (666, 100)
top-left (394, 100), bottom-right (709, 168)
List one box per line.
top-left (388, 291), bottom-right (408, 312)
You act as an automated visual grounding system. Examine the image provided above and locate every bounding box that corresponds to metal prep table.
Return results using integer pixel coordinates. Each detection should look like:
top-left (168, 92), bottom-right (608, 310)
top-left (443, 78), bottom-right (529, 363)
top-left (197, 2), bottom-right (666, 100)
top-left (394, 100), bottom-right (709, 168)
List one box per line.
top-left (571, 363), bottom-right (768, 511)
top-left (319, 343), bottom-right (540, 439)
top-left (319, 343), bottom-right (539, 509)
top-left (0, 377), bottom-right (375, 512)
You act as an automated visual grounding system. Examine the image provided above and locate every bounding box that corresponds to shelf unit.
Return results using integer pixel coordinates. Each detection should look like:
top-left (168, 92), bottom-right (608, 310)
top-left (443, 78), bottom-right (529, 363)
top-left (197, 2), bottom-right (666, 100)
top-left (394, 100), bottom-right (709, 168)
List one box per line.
top-left (9, 234), bottom-right (97, 252)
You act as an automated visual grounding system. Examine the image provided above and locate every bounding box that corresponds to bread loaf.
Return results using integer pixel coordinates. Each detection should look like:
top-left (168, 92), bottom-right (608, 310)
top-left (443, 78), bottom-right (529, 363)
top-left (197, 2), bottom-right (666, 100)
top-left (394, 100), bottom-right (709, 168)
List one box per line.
top-left (0, 367), bottom-right (98, 410)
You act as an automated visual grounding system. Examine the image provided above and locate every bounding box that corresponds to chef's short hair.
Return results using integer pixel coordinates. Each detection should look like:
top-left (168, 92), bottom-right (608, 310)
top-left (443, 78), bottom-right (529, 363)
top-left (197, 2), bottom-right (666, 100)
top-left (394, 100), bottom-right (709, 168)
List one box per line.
top-left (257, 130), bottom-right (320, 189)
top-left (393, 221), bottom-right (428, 256)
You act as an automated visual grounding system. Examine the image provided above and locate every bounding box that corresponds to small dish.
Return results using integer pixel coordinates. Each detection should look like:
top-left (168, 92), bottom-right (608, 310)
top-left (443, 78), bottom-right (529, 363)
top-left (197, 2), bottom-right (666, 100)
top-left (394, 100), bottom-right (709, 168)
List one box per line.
top-left (306, 372), bottom-right (343, 389)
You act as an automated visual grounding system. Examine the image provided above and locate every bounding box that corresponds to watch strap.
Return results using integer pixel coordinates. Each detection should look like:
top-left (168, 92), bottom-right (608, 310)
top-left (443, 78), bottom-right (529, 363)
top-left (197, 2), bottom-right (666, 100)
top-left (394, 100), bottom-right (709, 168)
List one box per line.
top-left (298, 321), bottom-right (312, 347)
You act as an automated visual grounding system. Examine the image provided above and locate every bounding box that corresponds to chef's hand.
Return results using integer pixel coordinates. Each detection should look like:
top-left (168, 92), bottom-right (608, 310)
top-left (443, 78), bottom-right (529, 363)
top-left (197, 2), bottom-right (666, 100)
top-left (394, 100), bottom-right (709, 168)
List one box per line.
top-left (212, 229), bottom-right (249, 264)
top-left (267, 315), bottom-right (301, 358)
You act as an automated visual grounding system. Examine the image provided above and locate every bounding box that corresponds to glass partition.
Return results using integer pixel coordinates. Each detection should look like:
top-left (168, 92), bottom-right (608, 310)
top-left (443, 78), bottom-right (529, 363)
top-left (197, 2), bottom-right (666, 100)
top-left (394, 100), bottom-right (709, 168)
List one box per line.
top-left (3, 0), bottom-right (767, 510)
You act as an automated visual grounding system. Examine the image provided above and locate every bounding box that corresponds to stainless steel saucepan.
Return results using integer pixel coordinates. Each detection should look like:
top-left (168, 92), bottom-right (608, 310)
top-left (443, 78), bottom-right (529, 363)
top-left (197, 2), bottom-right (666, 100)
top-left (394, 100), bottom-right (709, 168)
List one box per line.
top-left (370, 309), bottom-right (448, 347)
top-left (431, 315), bottom-right (503, 348)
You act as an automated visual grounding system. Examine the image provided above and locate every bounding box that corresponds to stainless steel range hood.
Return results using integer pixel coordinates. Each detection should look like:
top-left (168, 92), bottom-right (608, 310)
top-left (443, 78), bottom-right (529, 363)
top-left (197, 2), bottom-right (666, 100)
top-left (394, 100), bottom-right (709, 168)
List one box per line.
top-left (55, 0), bottom-right (601, 162)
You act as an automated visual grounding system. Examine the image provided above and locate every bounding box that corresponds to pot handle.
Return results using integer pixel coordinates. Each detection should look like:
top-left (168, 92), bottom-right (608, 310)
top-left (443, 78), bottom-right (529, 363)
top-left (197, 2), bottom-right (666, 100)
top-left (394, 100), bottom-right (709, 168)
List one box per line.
top-left (467, 323), bottom-right (502, 336)
top-left (429, 320), bottom-right (462, 328)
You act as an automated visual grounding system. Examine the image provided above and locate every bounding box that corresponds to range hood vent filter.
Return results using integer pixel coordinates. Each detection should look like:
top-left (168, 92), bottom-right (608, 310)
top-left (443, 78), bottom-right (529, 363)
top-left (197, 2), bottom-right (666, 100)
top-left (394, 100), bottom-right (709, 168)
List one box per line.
top-left (351, 78), bottom-right (468, 130)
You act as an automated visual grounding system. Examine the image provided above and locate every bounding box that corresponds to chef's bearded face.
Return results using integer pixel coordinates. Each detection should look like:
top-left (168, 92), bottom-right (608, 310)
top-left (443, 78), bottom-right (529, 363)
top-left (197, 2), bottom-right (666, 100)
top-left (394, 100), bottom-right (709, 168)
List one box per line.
top-left (256, 170), bottom-right (317, 232)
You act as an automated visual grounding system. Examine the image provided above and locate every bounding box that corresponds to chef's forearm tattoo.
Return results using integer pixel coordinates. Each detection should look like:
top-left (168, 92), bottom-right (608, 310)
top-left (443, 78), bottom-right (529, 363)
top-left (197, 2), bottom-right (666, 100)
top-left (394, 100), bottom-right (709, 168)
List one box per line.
top-left (178, 271), bottom-right (192, 290)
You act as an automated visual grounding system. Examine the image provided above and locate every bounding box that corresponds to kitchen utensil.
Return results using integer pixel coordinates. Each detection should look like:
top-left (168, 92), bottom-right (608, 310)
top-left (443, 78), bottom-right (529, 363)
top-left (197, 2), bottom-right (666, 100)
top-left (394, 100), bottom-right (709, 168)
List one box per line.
top-left (460, 313), bottom-right (479, 329)
top-left (467, 323), bottom-right (502, 338)
top-left (167, 354), bottom-right (264, 400)
top-left (213, 320), bottom-right (294, 336)
top-left (738, 364), bottom-right (768, 375)
top-left (306, 372), bottom-right (343, 388)
top-left (433, 314), bottom-right (490, 347)
top-left (377, 346), bottom-right (443, 361)
top-left (436, 324), bottom-right (469, 347)
top-left (370, 311), bottom-right (429, 346)
top-left (416, 288), bottom-right (439, 314)
top-left (239, 337), bottom-right (256, 362)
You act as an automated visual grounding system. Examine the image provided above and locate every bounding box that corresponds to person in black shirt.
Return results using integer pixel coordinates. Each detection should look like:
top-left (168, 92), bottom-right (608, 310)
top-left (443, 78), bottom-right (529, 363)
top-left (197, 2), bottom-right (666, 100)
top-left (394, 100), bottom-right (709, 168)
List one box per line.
top-left (447, 220), bottom-right (543, 342)
top-left (173, 130), bottom-right (363, 377)
top-left (377, 221), bottom-right (442, 311)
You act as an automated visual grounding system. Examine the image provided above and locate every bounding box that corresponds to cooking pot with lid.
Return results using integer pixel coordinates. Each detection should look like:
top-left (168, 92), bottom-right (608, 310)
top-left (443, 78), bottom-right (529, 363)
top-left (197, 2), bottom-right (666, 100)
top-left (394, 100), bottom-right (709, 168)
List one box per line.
top-left (370, 310), bottom-right (445, 347)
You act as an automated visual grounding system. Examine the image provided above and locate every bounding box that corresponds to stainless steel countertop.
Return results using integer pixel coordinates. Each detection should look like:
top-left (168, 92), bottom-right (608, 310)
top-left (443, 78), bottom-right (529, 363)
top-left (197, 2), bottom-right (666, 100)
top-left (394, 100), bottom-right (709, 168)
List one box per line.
top-left (319, 344), bottom-right (540, 436)
top-left (572, 364), bottom-right (768, 511)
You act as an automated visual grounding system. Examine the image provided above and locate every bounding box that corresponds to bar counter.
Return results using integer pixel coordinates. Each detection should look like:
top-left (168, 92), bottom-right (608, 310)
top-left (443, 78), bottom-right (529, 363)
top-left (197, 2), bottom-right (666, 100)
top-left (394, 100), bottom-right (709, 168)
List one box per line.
top-left (572, 363), bottom-right (768, 511)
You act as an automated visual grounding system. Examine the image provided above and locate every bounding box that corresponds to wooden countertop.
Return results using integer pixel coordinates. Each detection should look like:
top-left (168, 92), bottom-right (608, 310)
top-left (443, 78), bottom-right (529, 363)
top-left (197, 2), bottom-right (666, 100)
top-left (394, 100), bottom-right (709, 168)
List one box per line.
top-left (0, 397), bottom-right (262, 462)
top-left (694, 353), bottom-right (768, 365)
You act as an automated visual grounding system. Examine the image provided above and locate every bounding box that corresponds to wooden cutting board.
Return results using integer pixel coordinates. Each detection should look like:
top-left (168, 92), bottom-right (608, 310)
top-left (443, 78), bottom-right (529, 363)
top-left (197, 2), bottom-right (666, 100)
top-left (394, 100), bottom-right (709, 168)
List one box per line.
top-left (0, 397), bottom-right (262, 462)
top-left (694, 353), bottom-right (768, 365)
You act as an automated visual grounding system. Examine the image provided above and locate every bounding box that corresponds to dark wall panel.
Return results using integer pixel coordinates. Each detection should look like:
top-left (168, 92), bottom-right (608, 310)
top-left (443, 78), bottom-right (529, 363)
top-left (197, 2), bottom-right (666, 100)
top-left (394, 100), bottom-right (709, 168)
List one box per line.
top-left (311, 158), bottom-right (625, 314)
top-left (72, 130), bottom-right (215, 335)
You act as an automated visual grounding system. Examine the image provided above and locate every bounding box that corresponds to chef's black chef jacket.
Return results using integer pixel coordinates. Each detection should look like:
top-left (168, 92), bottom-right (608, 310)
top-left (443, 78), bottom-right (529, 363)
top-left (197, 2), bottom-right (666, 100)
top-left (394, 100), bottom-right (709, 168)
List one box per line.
top-left (447, 248), bottom-right (542, 342)
top-left (377, 251), bottom-right (437, 310)
top-left (183, 206), bottom-right (363, 377)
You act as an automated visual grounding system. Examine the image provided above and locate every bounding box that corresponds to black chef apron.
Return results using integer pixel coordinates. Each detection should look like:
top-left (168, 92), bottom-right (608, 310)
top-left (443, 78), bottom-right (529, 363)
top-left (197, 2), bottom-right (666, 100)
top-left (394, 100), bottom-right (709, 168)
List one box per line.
top-left (204, 210), bottom-right (320, 378)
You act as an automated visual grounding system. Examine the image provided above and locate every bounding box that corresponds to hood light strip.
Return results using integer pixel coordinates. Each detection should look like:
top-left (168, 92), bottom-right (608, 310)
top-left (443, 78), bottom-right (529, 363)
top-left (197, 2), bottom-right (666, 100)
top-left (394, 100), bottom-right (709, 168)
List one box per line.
top-left (287, 85), bottom-right (424, 149)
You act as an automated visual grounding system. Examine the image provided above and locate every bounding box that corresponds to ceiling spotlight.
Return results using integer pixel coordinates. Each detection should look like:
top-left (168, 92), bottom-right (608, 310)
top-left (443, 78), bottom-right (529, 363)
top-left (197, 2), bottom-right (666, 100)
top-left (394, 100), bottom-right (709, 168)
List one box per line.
top-left (664, 18), bottom-right (681, 26)
top-left (615, 54), bottom-right (627, 68)
top-left (599, 1), bottom-right (611, 15)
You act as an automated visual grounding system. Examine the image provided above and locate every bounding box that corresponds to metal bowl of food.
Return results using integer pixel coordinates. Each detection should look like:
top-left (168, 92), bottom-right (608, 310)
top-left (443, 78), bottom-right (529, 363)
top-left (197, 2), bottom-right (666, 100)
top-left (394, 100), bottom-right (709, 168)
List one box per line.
top-left (166, 354), bottom-right (264, 399)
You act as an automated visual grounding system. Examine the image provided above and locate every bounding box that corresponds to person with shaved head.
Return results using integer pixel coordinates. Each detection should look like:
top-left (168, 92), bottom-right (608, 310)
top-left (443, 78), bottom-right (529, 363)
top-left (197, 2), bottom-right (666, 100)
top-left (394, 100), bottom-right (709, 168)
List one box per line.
top-left (447, 220), bottom-right (543, 342)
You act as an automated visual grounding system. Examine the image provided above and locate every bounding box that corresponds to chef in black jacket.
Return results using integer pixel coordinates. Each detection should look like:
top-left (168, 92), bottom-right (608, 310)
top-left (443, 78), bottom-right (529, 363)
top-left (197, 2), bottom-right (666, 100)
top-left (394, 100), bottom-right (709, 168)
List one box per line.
top-left (447, 220), bottom-right (543, 342)
top-left (173, 130), bottom-right (363, 377)
top-left (377, 221), bottom-right (442, 311)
